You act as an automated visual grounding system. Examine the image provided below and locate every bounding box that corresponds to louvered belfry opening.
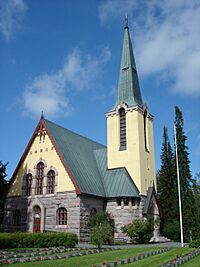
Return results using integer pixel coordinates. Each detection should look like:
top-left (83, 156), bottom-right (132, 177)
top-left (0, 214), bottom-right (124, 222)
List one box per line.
top-left (119, 108), bottom-right (126, 150)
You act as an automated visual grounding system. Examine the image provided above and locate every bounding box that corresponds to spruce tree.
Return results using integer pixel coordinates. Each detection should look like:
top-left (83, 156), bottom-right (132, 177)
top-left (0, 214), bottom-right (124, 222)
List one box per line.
top-left (157, 127), bottom-right (179, 240)
top-left (191, 173), bottom-right (200, 239)
top-left (0, 160), bottom-right (8, 228)
top-left (174, 106), bottom-right (194, 241)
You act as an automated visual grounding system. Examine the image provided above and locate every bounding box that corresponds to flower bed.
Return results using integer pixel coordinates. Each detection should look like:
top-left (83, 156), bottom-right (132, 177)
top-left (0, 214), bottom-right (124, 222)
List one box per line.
top-left (160, 249), bottom-right (200, 267)
top-left (0, 247), bottom-right (119, 265)
top-left (91, 247), bottom-right (170, 267)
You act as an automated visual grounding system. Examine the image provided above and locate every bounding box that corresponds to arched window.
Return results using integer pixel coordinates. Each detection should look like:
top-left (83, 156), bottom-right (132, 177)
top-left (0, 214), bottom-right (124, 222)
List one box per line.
top-left (33, 205), bottom-right (41, 232)
top-left (13, 209), bottom-right (21, 226)
top-left (57, 208), bottom-right (67, 225)
top-left (47, 170), bottom-right (55, 194)
top-left (26, 173), bottom-right (32, 196)
top-left (36, 162), bottom-right (44, 195)
top-left (143, 107), bottom-right (149, 152)
top-left (119, 108), bottom-right (126, 150)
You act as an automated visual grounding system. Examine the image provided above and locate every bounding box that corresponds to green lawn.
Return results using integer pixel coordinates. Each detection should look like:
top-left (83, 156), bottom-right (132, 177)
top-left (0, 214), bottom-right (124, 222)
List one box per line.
top-left (182, 254), bottom-right (200, 267)
top-left (125, 248), bottom-right (195, 267)
top-left (1, 247), bottom-right (156, 267)
top-left (1, 247), bottom-right (197, 267)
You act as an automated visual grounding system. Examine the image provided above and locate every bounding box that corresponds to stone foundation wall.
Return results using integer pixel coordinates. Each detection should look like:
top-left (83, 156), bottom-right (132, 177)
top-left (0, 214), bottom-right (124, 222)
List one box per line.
top-left (3, 197), bottom-right (28, 232)
top-left (3, 192), bottom-right (81, 238)
top-left (80, 195), bottom-right (104, 241)
top-left (3, 194), bottom-right (148, 241)
top-left (106, 196), bottom-right (146, 239)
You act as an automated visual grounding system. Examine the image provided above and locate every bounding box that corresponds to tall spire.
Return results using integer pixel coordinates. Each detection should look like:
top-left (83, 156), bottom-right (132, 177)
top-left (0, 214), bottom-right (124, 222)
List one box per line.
top-left (114, 17), bottom-right (143, 109)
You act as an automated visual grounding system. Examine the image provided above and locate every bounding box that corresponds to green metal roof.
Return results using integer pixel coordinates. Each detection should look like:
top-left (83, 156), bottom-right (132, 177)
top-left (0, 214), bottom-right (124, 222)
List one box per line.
top-left (44, 119), bottom-right (139, 198)
top-left (113, 18), bottom-right (143, 110)
top-left (143, 186), bottom-right (153, 215)
top-left (94, 148), bottom-right (139, 197)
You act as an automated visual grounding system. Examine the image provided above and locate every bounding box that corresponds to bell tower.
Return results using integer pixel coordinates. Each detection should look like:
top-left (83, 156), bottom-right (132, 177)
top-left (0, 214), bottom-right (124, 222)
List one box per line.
top-left (106, 18), bottom-right (156, 195)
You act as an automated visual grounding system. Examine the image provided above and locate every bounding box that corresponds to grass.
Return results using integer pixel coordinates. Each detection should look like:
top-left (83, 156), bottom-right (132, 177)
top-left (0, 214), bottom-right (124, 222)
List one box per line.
top-left (182, 254), bottom-right (200, 266)
top-left (1, 247), bottom-right (197, 267)
top-left (125, 248), bottom-right (195, 267)
top-left (1, 247), bottom-right (156, 267)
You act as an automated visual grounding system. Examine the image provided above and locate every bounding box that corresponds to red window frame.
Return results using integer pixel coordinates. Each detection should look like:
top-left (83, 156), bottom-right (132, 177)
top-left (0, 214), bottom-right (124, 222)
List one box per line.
top-left (57, 208), bottom-right (67, 225)
top-left (47, 170), bottom-right (55, 194)
top-left (26, 173), bottom-right (32, 196)
top-left (36, 162), bottom-right (44, 195)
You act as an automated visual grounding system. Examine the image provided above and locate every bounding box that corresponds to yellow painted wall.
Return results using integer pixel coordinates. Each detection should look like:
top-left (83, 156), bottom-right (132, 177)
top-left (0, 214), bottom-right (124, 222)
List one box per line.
top-left (107, 109), bottom-right (156, 195)
top-left (8, 133), bottom-right (75, 197)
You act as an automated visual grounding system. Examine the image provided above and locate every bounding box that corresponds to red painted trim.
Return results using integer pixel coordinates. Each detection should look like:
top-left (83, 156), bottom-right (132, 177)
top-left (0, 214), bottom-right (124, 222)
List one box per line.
top-left (152, 185), bottom-right (163, 217)
top-left (43, 120), bottom-right (81, 195)
top-left (9, 119), bottom-right (43, 185)
top-left (10, 118), bottom-right (81, 195)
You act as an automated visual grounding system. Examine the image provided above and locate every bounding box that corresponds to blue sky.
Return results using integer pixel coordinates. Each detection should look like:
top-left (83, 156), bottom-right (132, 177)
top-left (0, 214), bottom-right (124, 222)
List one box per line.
top-left (1, 0), bottom-right (200, 180)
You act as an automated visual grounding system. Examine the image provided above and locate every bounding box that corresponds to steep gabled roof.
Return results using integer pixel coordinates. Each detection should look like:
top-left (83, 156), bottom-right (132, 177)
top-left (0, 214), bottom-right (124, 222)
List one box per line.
top-left (10, 117), bottom-right (139, 198)
top-left (143, 185), bottom-right (162, 216)
top-left (44, 119), bottom-right (139, 198)
top-left (44, 119), bottom-right (106, 197)
top-left (94, 148), bottom-right (139, 197)
top-left (113, 17), bottom-right (143, 110)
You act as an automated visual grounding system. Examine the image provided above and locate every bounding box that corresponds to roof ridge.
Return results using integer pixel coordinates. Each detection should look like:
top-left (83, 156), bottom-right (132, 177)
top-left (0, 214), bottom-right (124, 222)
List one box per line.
top-left (44, 119), bottom-right (106, 148)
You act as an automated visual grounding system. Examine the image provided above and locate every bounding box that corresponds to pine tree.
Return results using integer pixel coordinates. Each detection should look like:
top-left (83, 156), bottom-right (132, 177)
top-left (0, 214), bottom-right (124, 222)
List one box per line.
top-left (174, 106), bottom-right (194, 241)
top-left (157, 127), bottom-right (179, 240)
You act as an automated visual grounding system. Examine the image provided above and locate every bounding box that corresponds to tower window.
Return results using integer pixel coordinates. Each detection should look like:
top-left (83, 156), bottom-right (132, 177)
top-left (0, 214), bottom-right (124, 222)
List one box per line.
top-left (47, 170), bottom-right (55, 194)
top-left (119, 108), bottom-right (126, 150)
top-left (26, 173), bottom-right (32, 196)
top-left (143, 107), bottom-right (149, 152)
top-left (36, 162), bottom-right (44, 195)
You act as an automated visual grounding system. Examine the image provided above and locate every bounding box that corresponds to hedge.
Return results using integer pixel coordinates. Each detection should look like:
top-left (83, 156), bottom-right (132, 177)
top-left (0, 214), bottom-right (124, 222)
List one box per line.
top-left (0, 232), bottom-right (78, 249)
top-left (189, 239), bottom-right (200, 248)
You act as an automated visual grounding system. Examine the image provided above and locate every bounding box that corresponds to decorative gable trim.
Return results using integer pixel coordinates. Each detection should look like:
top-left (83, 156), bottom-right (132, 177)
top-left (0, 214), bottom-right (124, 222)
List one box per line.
top-left (9, 118), bottom-right (81, 195)
top-left (43, 119), bottom-right (81, 195)
top-left (142, 184), bottom-right (162, 216)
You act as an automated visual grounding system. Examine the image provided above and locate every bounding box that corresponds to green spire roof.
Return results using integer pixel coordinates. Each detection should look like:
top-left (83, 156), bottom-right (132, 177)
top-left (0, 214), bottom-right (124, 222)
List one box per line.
top-left (114, 18), bottom-right (143, 109)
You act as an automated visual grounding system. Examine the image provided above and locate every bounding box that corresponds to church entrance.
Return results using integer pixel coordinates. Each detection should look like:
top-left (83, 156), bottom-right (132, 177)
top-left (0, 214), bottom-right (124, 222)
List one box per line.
top-left (33, 205), bottom-right (41, 232)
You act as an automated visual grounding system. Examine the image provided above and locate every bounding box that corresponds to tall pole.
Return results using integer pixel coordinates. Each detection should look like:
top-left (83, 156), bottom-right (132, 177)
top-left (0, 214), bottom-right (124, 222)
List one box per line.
top-left (174, 124), bottom-right (184, 248)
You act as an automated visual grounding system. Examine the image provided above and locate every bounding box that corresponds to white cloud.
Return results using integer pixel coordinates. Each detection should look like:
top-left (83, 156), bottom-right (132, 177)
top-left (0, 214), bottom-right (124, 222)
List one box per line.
top-left (99, 0), bottom-right (200, 96)
top-left (0, 0), bottom-right (27, 41)
top-left (23, 47), bottom-right (111, 119)
top-left (99, 0), bottom-right (137, 23)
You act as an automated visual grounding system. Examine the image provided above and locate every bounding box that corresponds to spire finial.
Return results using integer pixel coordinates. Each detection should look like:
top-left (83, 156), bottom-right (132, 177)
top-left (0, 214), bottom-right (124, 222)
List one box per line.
top-left (41, 111), bottom-right (44, 119)
top-left (124, 16), bottom-right (129, 29)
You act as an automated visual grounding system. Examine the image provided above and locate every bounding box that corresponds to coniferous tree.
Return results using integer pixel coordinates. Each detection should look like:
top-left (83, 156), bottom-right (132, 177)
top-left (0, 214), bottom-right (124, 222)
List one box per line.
top-left (191, 173), bottom-right (200, 239)
top-left (174, 106), bottom-right (195, 241)
top-left (0, 160), bottom-right (8, 228)
top-left (157, 127), bottom-right (179, 240)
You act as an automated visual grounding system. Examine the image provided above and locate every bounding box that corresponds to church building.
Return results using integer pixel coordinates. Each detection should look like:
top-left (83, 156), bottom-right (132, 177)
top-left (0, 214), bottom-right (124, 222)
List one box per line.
top-left (3, 19), bottom-right (160, 241)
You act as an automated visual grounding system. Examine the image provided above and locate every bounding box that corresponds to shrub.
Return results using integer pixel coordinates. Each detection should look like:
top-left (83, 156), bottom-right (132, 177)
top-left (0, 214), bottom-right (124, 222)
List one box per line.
top-left (88, 212), bottom-right (114, 248)
top-left (162, 220), bottom-right (180, 241)
top-left (90, 222), bottom-right (113, 249)
top-left (88, 212), bottom-right (114, 229)
top-left (189, 239), bottom-right (200, 248)
top-left (121, 217), bottom-right (153, 244)
top-left (0, 232), bottom-right (78, 249)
